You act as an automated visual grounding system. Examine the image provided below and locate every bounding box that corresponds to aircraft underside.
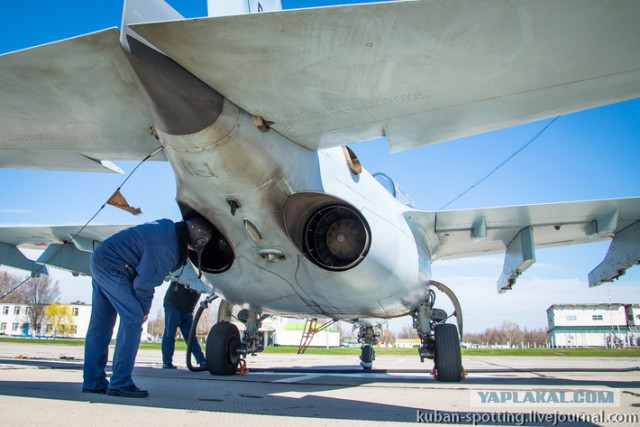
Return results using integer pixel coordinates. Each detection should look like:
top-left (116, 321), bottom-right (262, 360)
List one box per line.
top-left (120, 18), bottom-right (466, 379)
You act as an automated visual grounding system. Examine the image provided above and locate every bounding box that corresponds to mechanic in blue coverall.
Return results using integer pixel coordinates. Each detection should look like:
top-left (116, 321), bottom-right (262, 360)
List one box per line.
top-left (161, 281), bottom-right (206, 369)
top-left (81, 218), bottom-right (213, 398)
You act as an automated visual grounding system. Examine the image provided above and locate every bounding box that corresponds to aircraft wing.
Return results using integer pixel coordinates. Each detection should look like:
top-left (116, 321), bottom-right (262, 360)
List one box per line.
top-left (405, 197), bottom-right (640, 292)
top-left (130, 0), bottom-right (640, 152)
top-left (0, 224), bottom-right (131, 276)
top-left (0, 29), bottom-right (163, 173)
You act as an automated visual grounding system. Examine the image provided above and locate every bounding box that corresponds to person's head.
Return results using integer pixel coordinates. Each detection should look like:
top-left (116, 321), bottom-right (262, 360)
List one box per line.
top-left (185, 217), bottom-right (214, 253)
top-left (184, 217), bottom-right (214, 278)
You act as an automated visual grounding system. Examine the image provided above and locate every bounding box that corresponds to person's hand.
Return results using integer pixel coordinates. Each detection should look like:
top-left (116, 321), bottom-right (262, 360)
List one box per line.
top-left (143, 315), bottom-right (148, 323)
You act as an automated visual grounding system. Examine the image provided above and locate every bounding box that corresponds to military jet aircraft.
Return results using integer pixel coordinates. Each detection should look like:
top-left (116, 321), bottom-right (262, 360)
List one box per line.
top-left (1, 0), bottom-right (639, 381)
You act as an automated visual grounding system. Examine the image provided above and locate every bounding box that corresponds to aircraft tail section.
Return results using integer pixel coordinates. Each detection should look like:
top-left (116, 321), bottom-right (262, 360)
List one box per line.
top-left (207, 0), bottom-right (282, 17)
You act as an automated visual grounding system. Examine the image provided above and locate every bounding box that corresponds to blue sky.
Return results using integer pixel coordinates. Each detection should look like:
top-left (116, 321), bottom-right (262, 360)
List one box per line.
top-left (1, 1), bottom-right (638, 333)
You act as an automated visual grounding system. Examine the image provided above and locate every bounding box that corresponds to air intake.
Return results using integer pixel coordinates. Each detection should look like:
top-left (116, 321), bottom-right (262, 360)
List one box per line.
top-left (303, 204), bottom-right (370, 271)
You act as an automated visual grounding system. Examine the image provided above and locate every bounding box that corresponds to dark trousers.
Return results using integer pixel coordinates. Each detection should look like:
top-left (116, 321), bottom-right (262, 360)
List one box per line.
top-left (161, 303), bottom-right (205, 365)
top-left (83, 262), bottom-right (144, 390)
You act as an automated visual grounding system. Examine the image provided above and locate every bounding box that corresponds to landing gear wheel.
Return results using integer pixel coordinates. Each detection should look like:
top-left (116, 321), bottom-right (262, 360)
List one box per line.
top-left (433, 323), bottom-right (462, 382)
top-left (206, 322), bottom-right (241, 375)
top-left (360, 344), bottom-right (375, 370)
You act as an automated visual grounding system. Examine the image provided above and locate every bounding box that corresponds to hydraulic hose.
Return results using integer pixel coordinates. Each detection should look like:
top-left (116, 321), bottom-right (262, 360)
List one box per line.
top-left (186, 294), bottom-right (218, 372)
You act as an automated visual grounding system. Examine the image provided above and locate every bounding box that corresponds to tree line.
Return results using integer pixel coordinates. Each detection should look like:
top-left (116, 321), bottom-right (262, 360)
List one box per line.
top-left (393, 320), bottom-right (547, 347)
top-left (462, 320), bottom-right (548, 347)
top-left (0, 271), bottom-right (74, 337)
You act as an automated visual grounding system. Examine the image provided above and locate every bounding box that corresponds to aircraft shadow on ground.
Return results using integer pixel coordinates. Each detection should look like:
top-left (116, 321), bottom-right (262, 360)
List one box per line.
top-left (3, 358), bottom-right (637, 388)
top-left (0, 359), bottom-right (631, 425)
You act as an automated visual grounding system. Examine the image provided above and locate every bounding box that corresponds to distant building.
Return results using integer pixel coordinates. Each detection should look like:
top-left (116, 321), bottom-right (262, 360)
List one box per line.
top-left (266, 317), bottom-right (340, 347)
top-left (225, 317), bottom-right (340, 348)
top-left (0, 302), bottom-right (148, 340)
top-left (547, 303), bottom-right (640, 348)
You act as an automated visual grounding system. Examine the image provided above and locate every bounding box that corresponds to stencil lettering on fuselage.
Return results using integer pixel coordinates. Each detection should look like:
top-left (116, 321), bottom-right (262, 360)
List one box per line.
top-left (180, 160), bottom-right (217, 178)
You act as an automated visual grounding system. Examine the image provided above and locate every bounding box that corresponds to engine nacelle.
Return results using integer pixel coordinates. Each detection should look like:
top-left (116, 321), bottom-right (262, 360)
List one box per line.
top-left (283, 192), bottom-right (371, 271)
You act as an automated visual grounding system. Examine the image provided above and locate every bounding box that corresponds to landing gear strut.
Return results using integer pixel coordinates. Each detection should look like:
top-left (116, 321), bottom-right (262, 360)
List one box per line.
top-left (413, 281), bottom-right (464, 382)
top-left (357, 325), bottom-right (381, 370)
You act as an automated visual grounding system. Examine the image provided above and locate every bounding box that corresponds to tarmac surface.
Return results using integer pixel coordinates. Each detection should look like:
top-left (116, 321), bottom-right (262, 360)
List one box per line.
top-left (0, 342), bottom-right (638, 426)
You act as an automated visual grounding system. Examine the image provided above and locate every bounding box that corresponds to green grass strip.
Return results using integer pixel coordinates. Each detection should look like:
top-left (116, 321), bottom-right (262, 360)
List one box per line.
top-left (2, 337), bottom-right (639, 357)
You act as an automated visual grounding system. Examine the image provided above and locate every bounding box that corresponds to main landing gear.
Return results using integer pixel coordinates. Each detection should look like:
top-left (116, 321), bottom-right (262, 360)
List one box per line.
top-left (206, 322), bottom-right (242, 375)
top-left (189, 298), bottom-right (266, 375)
top-left (413, 281), bottom-right (464, 382)
top-left (189, 283), bottom-right (464, 380)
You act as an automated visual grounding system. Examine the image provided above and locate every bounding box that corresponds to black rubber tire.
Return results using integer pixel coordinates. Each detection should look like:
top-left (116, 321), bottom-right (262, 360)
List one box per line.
top-left (206, 322), bottom-right (241, 375)
top-left (360, 344), bottom-right (374, 370)
top-left (434, 323), bottom-right (462, 382)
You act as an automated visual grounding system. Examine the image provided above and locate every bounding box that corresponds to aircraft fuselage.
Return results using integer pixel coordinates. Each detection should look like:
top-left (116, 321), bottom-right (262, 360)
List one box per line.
top-left (125, 32), bottom-right (431, 321)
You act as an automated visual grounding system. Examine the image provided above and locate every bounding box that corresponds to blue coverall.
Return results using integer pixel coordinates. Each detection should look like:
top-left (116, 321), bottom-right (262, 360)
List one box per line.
top-left (161, 283), bottom-right (205, 366)
top-left (82, 219), bottom-right (188, 391)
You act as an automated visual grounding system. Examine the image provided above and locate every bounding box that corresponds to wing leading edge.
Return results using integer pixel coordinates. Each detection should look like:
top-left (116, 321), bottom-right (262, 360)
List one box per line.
top-left (130, 0), bottom-right (640, 152)
top-left (405, 198), bottom-right (640, 293)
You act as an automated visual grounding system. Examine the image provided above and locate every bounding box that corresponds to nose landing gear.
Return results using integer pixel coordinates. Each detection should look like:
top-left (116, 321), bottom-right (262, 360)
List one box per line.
top-left (357, 325), bottom-right (381, 370)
